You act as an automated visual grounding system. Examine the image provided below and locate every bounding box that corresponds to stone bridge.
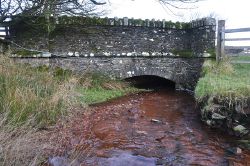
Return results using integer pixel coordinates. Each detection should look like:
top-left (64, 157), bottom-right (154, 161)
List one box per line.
top-left (14, 56), bottom-right (204, 90)
top-left (7, 16), bottom-right (216, 90)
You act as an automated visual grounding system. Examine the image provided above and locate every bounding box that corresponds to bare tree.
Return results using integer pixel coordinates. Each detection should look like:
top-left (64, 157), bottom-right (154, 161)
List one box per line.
top-left (158, 0), bottom-right (202, 14)
top-left (0, 0), bottom-right (204, 24)
top-left (0, 0), bottom-right (107, 23)
top-left (159, 0), bottom-right (199, 6)
top-left (0, 0), bottom-right (21, 22)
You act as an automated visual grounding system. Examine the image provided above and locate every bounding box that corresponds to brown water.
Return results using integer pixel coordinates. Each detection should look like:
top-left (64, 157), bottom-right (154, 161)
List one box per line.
top-left (49, 90), bottom-right (250, 166)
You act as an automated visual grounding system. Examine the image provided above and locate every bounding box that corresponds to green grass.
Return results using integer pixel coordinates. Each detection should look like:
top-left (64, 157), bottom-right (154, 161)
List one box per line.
top-left (76, 72), bottom-right (141, 104)
top-left (0, 54), bottom-right (141, 166)
top-left (195, 59), bottom-right (250, 104)
top-left (0, 55), bottom-right (140, 128)
top-left (171, 49), bottom-right (193, 57)
top-left (12, 49), bottom-right (41, 57)
top-left (77, 87), bottom-right (139, 104)
top-left (0, 55), bottom-right (81, 128)
top-left (231, 55), bottom-right (250, 61)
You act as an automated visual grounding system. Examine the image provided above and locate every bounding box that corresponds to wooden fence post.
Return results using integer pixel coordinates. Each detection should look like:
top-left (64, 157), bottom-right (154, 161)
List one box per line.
top-left (5, 27), bottom-right (9, 39)
top-left (216, 20), bottom-right (225, 62)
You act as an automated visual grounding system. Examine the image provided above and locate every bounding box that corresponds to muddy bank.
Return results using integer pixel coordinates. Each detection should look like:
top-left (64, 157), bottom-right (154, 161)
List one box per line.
top-left (198, 97), bottom-right (250, 137)
top-left (47, 90), bottom-right (250, 166)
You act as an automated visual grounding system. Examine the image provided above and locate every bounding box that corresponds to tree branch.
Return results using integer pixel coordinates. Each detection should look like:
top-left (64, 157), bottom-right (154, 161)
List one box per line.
top-left (89, 0), bottom-right (106, 5)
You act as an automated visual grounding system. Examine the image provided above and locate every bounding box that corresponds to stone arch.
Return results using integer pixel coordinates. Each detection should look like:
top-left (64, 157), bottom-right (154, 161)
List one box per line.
top-left (124, 75), bottom-right (176, 89)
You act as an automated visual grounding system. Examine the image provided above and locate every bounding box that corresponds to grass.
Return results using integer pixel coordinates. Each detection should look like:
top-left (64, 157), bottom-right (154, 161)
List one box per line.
top-left (171, 49), bottom-right (193, 57)
top-left (195, 57), bottom-right (250, 140)
top-left (0, 53), bottom-right (141, 165)
top-left (12, 49), bottom-right (41, 57)
top-left (0, 54), bottom-right (82, 165)
top-left (195, 59), bottom-right (250, 104)
top-left (0, 55), bottom-right (140, 128)
top-left (0, 54), bottom-right (140, 128)
top-left (77, 87), bottom-right (138, 104)
top-left (230, 55), bottom-right (250, 61)
top-left (0, 55), bottom-right (81, 129)
top-left (76, 72), bottom-right (141, 104)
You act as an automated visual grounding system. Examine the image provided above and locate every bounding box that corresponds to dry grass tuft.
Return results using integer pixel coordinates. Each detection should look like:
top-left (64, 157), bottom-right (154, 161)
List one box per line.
top-left (0, 128), bottom-right (53, 165)
top-left (0, 53), bottom-right (84, 165)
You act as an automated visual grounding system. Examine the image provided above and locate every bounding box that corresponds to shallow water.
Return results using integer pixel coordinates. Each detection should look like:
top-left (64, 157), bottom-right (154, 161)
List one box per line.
top-left (50, 90), bottom-right (250, 166)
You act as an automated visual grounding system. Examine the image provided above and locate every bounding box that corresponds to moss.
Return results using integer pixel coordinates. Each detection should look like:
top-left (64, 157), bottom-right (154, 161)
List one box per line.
top-left (134, 19), bottom-right (144, 26)
top-left (206, 48), bottom-right (216, 58)
top-left (10, 16), bottom-right (193, 31)
top-left (57, 16), bottom-right (108, 26)
top-left (90, 45), bottom-right (102, 53)
top-left (171, 49), bottom-right (193, 57)
top-left (175, 22), bottom-right (181, 29)
top-left (13, 50), bottom-right (41, 57)
top-left (181, 23), bottom-right (191, 29)
top-left (165, 21), bottom-right (174, 28)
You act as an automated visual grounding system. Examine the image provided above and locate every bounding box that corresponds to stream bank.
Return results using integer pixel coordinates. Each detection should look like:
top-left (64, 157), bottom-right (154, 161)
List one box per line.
top-left (195, 60), bottom-right (250, 138)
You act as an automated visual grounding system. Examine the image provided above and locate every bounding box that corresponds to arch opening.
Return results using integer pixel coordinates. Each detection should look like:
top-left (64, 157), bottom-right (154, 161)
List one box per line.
top-left (125, 75), bottom-right (175, 90)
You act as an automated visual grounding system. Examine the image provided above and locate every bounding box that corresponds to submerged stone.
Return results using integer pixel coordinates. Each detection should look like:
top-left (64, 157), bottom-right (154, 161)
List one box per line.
top-left (233, 125), bottom-right (249, 135)
top-left (212, 113), bottom-right (226, 120)
top-left (226, 147), bottom-right (242, 155)
top-left (151, 119), bottom-right (162, 124)
top-left (206, 120), bottom-right (212, 126)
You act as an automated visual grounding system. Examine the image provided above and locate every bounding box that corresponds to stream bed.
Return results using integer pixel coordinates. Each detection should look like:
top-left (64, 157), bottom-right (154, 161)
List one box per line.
top-left (49, 90), bottom-right (250, 166)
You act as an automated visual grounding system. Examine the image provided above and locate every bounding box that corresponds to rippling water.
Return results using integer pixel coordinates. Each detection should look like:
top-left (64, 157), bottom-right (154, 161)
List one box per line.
top-left (50, 90), bottom-right (250, 166)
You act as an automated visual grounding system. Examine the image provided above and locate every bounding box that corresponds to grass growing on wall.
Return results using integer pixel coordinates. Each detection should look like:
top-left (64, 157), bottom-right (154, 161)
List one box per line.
top-left (12, 50), bottom-right (41, 57)
top-left (171, 49), bottom-right (193, 57)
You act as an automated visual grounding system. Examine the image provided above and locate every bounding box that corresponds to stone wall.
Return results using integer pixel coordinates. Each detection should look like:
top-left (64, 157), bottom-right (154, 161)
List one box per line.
top-left (9, 16), bottom-right (216, 57)
top-left (13, 57), bottom-right (205, 90)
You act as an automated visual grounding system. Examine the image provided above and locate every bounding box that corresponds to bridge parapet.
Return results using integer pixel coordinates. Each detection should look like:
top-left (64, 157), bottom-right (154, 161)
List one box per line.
top-left (9, 16), bottom-right (215, 29)
top-left (8, 16), bottom-right (216, 58)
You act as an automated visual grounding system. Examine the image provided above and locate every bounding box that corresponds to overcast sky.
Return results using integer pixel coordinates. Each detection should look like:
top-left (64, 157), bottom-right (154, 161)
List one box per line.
top-left (106, 0), bottom-right (249, 27)
top-left (105, 0), bottom-right (250, 46)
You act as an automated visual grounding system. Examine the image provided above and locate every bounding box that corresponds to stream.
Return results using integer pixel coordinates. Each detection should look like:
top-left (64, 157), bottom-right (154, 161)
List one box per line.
top-left (49, 90), bottom-right (250, 166)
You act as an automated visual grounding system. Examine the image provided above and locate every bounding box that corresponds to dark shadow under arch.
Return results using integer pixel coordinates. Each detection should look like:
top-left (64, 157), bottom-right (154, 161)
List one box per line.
top-left (125, 75), bottom-right (175, 90)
